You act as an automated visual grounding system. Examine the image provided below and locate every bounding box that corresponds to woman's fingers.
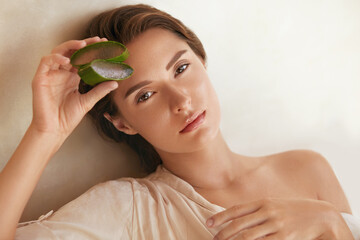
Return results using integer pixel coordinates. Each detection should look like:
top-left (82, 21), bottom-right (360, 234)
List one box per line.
top-left (83, 36), bottom-right (108, 45)
top-left (207, 201), bottom-right (262, 228)
top-left (51, 39), bottom-right (86, 57)
top-left (47, 36), bottom-right (109, 75)
top-left (213, 210), bottom-right (269, 240)
top-left (37, 35), bottom-right (109, 77)
top-left (79, 81), bottom-right (118, 113)
top-left (59, 62), bottom-right (74, 71)
top-left (36, 54), bottom-right (70, 75)
top-left (230, 221), bottom-right (279, 240)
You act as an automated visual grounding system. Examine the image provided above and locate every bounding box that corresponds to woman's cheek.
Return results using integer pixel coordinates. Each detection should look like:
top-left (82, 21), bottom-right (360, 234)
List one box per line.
top-left (134, 102), bottom-right (168, 134)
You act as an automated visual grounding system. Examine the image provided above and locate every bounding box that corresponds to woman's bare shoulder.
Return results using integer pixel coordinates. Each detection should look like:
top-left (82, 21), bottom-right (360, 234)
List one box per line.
top-left (264, 149), bottom-right (352, 213)
top-left (264, 149), bottom-right (334, 186)
top-left (266, 149), bottom-right (326, 171)
top-left (257, 149), bottom-right (323, 193)
top-left (262, 149), bottom-right (329, 172)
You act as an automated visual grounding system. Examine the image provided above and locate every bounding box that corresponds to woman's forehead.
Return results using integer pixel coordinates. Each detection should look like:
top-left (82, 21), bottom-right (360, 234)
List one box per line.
top-left (123, 28), bottom-right (190, 66)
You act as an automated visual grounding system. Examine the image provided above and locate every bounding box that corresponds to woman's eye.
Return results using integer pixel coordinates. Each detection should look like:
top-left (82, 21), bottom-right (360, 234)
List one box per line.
top-left (175, 63), bottom-right (189, 76)
top-left (135, 64), bottom-right (188, 103)
top-left (137, 91), bottom-right (154, 103)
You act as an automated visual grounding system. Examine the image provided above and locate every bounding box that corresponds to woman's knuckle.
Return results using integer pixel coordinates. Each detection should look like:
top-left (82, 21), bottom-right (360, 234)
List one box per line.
top-left (262, 202), bottom-right (277, 216)
top-left (267, 207), bottom-right (277, 217)
top-left (233, 204), bottom-right (243, 213)
top-left (271, 218), bottom-right (283, 230)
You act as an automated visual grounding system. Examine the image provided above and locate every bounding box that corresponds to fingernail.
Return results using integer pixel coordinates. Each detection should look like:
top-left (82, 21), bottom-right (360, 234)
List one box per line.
top-left (207, 218), bottom-right (214, 227)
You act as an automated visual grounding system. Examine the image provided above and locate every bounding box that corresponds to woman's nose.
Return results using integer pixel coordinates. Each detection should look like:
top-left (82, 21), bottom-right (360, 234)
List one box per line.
top-left (168, 86), bottom-right (191, 113)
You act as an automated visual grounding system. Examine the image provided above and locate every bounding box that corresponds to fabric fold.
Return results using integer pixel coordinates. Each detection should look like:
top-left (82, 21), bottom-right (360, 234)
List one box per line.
top-left (16, 164), bottom-right (359, 240)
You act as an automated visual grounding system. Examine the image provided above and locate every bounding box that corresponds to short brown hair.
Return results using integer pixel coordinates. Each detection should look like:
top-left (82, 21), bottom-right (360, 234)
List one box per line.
top-left (79, 4), bottom-right (207, 174)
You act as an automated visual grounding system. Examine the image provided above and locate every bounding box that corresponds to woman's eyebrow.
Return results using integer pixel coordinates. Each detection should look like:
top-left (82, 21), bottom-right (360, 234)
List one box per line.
top-left (166, 49), bottom-right (187, 71)
top-left (124, 80), bottom-right (153, 99)
top-left (124, 50), bottom-right (188, 99)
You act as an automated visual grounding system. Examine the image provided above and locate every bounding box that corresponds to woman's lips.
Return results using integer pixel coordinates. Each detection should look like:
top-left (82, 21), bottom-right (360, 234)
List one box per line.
top-left (180, 110), bottom-right (206, 133)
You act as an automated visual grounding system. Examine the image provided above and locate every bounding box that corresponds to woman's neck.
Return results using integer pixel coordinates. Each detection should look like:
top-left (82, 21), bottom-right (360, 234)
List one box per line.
top-left (157, 130), bottom-right (250, 190)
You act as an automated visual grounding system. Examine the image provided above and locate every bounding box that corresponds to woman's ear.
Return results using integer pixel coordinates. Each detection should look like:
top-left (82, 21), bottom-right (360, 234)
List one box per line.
top-left (103, 112), bottom-right (138, 135)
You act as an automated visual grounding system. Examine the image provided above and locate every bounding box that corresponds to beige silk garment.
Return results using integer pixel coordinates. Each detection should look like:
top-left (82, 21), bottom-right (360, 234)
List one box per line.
top-left (15, 164), bottom-right (360, 239)
top-left (15, 164), bottom-right (229, 239)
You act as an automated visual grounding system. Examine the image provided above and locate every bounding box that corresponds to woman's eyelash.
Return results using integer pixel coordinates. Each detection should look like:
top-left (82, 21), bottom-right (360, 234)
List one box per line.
top-left (137, 91), bottom-right (154, 103)
top-left (175, 63), bottom-right (189, 76)
top-left (136, 63), bottom-right (189, 104)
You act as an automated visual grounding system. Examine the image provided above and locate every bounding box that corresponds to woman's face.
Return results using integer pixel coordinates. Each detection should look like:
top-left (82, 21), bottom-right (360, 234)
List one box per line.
top-left (109, 28), bottom-right (221, 153)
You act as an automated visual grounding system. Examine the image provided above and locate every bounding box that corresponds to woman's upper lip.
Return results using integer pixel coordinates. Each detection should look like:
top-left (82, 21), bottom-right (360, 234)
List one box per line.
top-left (180, 110), bottom-right (204, 132)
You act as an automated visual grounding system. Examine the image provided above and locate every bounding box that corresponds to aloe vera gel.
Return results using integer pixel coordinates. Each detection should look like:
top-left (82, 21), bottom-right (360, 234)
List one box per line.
top-left (70, 41), bottom-right (134, 86)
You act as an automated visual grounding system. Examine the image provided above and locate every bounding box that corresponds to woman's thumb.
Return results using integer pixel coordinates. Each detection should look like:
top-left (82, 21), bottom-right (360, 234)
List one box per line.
top-left (81, 81), bottom-right (118, 112)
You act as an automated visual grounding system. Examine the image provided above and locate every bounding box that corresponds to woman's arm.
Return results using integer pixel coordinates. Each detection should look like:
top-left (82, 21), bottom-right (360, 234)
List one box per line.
top-left (0, 37), bottom-right (118, 240)
top-left (0, 126), bottom-right (65, 239)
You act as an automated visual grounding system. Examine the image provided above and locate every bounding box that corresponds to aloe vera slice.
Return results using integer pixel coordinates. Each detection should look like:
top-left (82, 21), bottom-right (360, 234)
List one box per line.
top-left (78, 59), bottom-right (133, 86)
top-left (70, 41), bottom-right (129, 68)
top-left (70, 40), bottom-right (133, 86)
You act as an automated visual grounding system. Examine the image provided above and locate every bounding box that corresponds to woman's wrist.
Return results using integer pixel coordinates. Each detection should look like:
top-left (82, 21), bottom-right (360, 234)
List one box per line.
top-left (25, 124), bottom-right (67, 159)
top-left (28, 122), bottom-right (68, 150)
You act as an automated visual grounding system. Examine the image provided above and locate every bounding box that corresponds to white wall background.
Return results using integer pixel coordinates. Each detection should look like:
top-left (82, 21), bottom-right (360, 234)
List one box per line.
top-left (1, 0), bottom-right (359, 222)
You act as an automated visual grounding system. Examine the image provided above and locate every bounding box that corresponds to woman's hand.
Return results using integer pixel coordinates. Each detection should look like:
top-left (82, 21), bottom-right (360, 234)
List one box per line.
top-left (206, 198), bottom-right (347, 240)
top-left (30, 36), bottom-right (118, 140)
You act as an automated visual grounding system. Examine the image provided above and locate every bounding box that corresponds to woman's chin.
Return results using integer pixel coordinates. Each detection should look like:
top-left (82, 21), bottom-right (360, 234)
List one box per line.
top-left (174, 125), bottom-right (221, 153)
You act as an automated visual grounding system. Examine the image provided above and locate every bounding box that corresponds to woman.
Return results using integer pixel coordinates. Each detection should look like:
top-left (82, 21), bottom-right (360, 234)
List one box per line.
top-left (0, 3), bottom-right (358, 239)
